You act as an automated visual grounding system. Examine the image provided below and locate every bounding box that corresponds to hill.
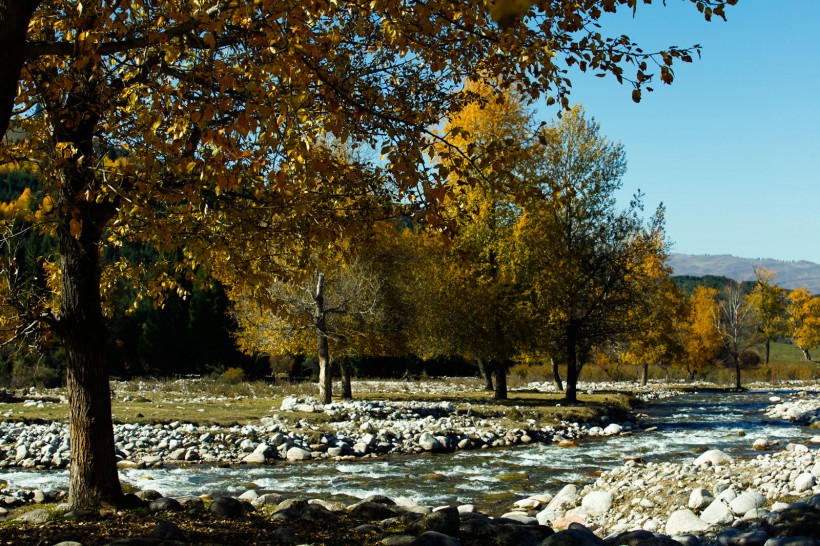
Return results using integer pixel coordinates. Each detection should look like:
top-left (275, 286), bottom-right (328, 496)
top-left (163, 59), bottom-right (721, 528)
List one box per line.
top-left (668, 254), bottom-right (820, 294)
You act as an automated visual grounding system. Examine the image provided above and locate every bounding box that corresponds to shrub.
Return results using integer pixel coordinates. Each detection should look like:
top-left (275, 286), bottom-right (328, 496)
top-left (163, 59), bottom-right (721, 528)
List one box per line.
top-left (219, 367), bottom-right (246, 384)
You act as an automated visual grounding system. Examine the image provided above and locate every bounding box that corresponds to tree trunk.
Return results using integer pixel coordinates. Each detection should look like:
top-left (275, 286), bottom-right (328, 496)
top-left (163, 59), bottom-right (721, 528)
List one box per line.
top-left (493, 362), bottom-right (507, 400)
top-left (564, 327), bottom-right (579, 403)
top-left (550, 357), bottom-right (563, 391)
top-left (53, 72), bottom-right (123, 509)
top-left (801, 347), bottom-right (812, 362)
top-left (314, 273), bottom-right (332, 404)
top-left (764, 339), bottom-right (771, 365)
top-left (640, 363), bottom-right (649, 387)
top-left (477, 358), bottom-right (494, 391)
top-left (340, 358), bottom-right (353, 400)
top-left (0, 0), bottom-right (39, 140)
top-left (59, 208), bottom-right (122, 509)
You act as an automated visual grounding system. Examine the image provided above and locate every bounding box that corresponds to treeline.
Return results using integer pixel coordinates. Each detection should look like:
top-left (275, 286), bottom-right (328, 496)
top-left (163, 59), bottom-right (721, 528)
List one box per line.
top-left (4, 101), bottom-right (820, 403)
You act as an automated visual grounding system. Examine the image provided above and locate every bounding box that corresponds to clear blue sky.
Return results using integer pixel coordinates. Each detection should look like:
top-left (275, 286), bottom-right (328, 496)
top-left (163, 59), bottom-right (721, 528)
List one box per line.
top-left (540, 1), bottom-right (820, 263)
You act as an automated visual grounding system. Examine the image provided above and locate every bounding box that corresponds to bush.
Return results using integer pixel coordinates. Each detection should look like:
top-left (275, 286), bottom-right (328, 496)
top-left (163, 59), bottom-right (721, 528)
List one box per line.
top-left (219, 367), bottom-right (245, 384)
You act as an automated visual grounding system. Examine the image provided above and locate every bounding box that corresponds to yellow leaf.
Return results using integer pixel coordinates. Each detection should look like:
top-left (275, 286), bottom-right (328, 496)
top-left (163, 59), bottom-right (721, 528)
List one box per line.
top-left (70, 218), bottom-right (83, 239)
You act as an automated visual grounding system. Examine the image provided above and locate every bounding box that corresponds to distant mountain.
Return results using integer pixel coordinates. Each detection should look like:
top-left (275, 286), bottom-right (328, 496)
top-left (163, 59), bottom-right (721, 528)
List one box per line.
top-left (668, 254), bottom-right (820, 294)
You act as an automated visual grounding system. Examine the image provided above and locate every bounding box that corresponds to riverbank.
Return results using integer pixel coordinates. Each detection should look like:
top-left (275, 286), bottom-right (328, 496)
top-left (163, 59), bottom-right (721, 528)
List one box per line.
top-left (1, 378), bottom-right (654, 471)
top-left (0, 380), bottom-right (818, 545)
top-left (0, 445), bottom-right (818, 545)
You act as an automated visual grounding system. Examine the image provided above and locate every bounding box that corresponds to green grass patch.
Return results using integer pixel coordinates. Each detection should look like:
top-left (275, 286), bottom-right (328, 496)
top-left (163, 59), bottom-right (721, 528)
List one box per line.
top-left (0, 379), bottom-right (634, 428)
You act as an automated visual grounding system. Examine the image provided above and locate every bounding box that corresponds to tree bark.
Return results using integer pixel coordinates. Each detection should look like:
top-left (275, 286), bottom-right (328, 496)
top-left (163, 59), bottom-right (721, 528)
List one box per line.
top-left (764, 339), bottom-right (770, 365)
top-left (58, 189), bottom-right (122, 508)
top-left (0, 0), bottom-right (39, 140)
top-left (550, 357), bottom-right (563, 391)
top-left (477, 358), bottom-right (494, 391)
top-left (640, 363), bottom-right (649, 387)
top-left (314, 273), bottom-right (332, 404)
top-left (801, 347), bottom-right (812, 362)
top-left (339, 357), bottom-right (353, 400)
top-left (493, 361), bottom-right (507, 400)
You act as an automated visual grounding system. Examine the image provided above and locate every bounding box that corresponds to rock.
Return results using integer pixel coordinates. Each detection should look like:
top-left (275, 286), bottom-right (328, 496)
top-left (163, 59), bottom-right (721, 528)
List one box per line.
top-left (729, 491), bottom-right (766, 515)
top-left (410, 531), bottom-right (462, 546)
top-left (701, 498), bottom-right (735, 525)
top-left (763, 540), bottom-right (820, 546)
top-left (152, 520), bottom-right (185, 540)
top-left (694, 449), bottom-right (733, 466)
top-left (238, 490), bottom-right (259, 501)
top-left (752, 439), bottom-right (768, 451)
top-left (499, 512), bottom-right (539, 525)
top-left (418, 432), bottom-right (442, 452)
top-left (242, 452), bottom-right (267, 464)
top-left (716, 488), bottom-right (738, 503)
top-left (408, 506), bottom-right (459, 536)
top-left (15, 508), bottom-right (51, 524)
top-left (515, 498), bottom-right (544, 510)
top-left (349, 501), bottom-right (399, 520)
top-left (581, 491), bottom-right (613, 517)
top-left (53, 543), bottom-right (84, 546)
top-left (251, 493), bottom-right (284, 508)
top-left (176, 496), bottom-right (204, 510)
top-left (606, 530), bottom-right (658, 546)
top-left (672, 536), bottom-right (702, 546)
top-left (300, 502), bottom-right (340, 523)
top-left (665, 510), bottom-right (709, 535)
top-left (149, 497), bottom-right (182, 512)
top-left (209, 496), bottom-right (245, 518)
top-left (603, 424), bottom-right (623, 435)
top-left (742, 508), bottom-right (770, 521)
top-left (794, 473), bottom-right (816, 492)
top-left (689, 488), bottom-right (714, 511)
top-left (286, 447), bottom-right (312, 461)
top-left (383, 536), bottom-right (416, 546)
top-left (540, 484), bottom-right (578, 523)
top-left (460, 519), bottom-right (542, 546)
top-left (541, 526), bottom-right (607, 546)
top-left (135, 490), bottom-right (163, 501)
top-left (716, 529), bottom-right (768, 546)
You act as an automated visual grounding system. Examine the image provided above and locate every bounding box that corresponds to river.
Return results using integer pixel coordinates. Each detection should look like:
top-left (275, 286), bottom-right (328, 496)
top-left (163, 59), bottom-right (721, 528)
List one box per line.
top-left (3, 390), bottom-right (815, 511)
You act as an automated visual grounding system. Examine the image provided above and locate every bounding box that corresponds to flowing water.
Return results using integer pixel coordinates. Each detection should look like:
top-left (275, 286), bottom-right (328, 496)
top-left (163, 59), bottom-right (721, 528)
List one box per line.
top-left (3, 390), bottom-right (815, 511)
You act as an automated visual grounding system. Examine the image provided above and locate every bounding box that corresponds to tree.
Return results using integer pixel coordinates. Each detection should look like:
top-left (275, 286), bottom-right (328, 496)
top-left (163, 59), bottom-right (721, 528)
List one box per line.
top-left (716, 282), bottom-right (757, 390)
top-left (519, 106), bottom-right (665, 403)
top-left (746, 268), bottom-right (788, 365)
top-left (787, 288), bottom-right (820, 362)
top-left (0, 0), bottom-right (737, 509)
top-left (620, 272), bottom-right (686, 387)
top-left (681, 286), bottom-right (723, 381)
top-left (234, 258), bottom-right (384, 403)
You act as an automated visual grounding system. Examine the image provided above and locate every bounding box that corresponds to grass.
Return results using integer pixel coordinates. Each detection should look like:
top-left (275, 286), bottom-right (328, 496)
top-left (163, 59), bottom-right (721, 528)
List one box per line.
top-left (0, 378), bottom-right (634, 428)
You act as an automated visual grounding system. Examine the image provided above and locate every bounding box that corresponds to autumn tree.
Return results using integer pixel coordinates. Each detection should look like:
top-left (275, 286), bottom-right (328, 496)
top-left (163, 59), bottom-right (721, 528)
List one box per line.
top-left (620, 269), bottom-right (686, 387)
top-left (518, 106), bottom-right (666, 403)
top-left (680, 286), bottom-right (723, 381)
top-left (787, 288), bottom-right (820, 362)
top-left (234, 257), bottom-right (384, 403)
top-left (746, 268), bottom-right (788, 365)
top-left (0, 0), bottom-right (737, 509)
top-left (421, 80), bottom-right (539, 400)
top-left (716, 282), bottom-right (757, 390)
